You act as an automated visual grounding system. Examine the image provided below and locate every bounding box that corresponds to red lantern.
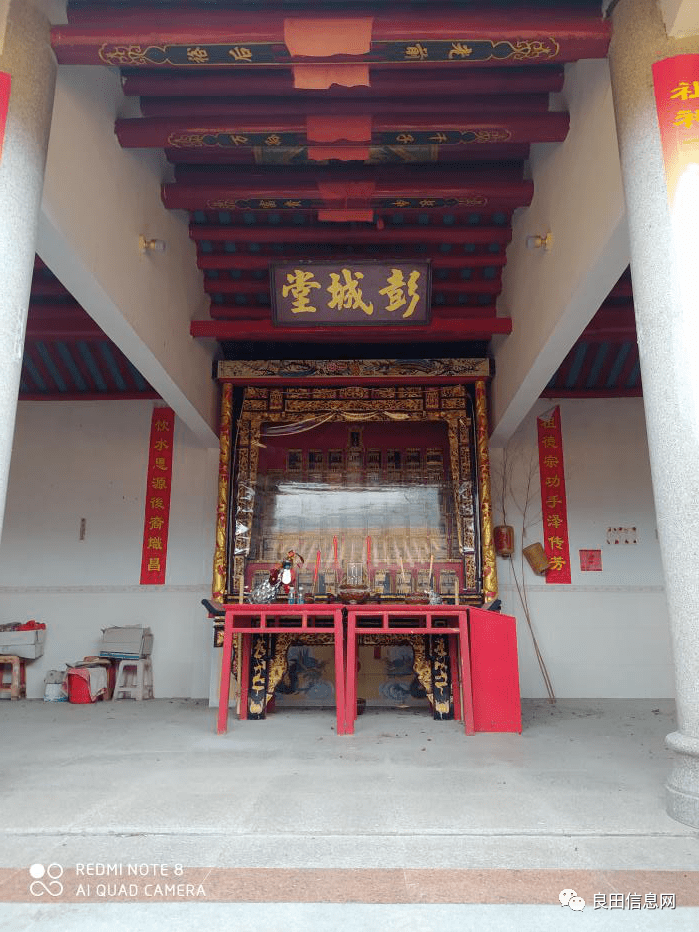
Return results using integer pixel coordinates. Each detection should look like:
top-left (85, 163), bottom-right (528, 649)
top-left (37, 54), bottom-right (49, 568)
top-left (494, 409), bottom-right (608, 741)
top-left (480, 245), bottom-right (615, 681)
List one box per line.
top-left (0, 72), bottom-right (10, 164)
top-left (494, 524), bottom-right (515, 557)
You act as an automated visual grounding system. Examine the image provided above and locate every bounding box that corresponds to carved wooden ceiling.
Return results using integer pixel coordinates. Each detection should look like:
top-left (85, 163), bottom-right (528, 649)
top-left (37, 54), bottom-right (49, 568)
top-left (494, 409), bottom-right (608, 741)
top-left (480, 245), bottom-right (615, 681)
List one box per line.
top-left (24, 1), bottom-right (638, 399)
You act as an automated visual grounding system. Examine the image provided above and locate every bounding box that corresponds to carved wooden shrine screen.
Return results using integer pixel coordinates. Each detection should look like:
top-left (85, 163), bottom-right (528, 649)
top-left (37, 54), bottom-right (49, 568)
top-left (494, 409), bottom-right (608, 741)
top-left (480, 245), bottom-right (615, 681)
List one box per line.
top-left (221, 384), bottom-right (485, 603)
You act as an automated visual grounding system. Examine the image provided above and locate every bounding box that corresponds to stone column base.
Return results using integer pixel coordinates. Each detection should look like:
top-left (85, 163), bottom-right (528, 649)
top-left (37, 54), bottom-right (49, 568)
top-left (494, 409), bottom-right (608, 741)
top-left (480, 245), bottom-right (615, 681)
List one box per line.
top-left (665, 731), bottom-right (699, 828)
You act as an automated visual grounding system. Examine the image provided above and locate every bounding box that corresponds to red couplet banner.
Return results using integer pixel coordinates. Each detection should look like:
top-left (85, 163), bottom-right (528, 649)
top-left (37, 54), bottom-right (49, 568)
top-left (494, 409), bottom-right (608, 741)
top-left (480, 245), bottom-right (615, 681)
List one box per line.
top-left (537, 407), bottom-right (571, 585)
top-left (652, 54), bottom-right (699, 208)
top-left (0, 72), bottom-right (11, 165)
top-left (140, 407), bottom-right (175, 585)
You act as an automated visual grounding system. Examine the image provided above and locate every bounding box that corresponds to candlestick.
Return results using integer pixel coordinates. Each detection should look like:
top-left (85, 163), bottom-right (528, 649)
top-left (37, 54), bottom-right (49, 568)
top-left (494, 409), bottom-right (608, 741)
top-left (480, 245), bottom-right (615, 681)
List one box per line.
top-left (313, 549), bottom-right (321, 594)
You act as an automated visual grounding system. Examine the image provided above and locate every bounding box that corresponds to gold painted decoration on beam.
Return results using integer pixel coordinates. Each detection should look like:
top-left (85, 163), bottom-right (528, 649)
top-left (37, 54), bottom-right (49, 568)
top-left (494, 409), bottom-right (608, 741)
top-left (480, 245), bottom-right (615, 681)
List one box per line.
top-left (217, 358), bottom-right (490, 382)
top-left (98, 42), bottom-right (278, 67)
top-left (385, 37), bottom-right (561, 63)
top-left (97, 37), bottom-right (561, 69)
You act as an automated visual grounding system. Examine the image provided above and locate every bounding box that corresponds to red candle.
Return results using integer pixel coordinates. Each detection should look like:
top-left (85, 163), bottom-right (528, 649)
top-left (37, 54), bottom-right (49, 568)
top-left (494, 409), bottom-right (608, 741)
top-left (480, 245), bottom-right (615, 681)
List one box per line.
top-left (333, 535), bottom-right (338, 563)
top-left (313, 549), bottom-right (321, 588)
top-left (366, 536), bottom-right (371, 565)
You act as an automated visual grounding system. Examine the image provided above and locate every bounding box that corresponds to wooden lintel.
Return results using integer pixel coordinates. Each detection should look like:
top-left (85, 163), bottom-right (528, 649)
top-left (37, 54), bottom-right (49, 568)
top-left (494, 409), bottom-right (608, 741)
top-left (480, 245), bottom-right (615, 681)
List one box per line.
top-left (190, 316), bottom-right (511, 342)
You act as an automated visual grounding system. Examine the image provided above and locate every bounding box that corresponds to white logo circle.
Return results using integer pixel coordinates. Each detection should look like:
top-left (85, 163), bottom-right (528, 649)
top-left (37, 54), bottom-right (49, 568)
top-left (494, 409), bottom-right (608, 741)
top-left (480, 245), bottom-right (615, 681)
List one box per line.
top-left (29, 863), bottom-right (64, 897)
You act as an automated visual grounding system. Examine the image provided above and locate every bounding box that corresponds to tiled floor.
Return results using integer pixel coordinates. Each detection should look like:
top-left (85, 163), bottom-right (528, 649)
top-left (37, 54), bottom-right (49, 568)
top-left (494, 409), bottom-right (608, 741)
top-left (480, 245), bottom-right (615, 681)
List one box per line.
top-left (0, 698), bottom-right (697, 930)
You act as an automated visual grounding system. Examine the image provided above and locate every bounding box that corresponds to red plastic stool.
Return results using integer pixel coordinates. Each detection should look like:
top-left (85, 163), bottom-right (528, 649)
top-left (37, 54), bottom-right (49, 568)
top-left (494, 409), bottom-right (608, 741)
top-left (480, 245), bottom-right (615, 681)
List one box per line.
top-left (0, 655), bottom-right (27, 700)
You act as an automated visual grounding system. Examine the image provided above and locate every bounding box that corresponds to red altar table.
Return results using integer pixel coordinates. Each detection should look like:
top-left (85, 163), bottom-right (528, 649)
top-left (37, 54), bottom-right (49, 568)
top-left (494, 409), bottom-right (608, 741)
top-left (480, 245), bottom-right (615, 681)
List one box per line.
top-left (217, 604), bottom-right (346, 736)
top-left (345, 605), bottom-right (474, 736)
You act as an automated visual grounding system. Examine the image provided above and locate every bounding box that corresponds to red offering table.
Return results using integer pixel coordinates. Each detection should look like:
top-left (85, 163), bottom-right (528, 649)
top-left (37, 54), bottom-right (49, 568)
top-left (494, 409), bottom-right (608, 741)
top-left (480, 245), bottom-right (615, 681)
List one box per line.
top-left (345, 605), bottom-right (474, 736)
top-left (468, 607), bottom-right (522, 733)
top-left (217, 604), bottom-right (346, 735)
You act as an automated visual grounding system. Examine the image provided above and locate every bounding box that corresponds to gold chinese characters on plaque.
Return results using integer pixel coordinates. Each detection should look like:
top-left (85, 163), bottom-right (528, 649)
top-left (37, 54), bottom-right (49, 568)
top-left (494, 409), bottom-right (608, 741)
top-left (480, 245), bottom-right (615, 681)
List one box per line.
top-left (271, 261), bottom-right (431, 327)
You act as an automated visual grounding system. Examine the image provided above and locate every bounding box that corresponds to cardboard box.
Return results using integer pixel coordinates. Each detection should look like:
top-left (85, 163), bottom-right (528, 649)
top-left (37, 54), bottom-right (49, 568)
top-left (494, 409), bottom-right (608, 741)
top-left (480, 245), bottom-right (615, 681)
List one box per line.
top-left (99, 626), bottom-right (153, 659)
top-left (0, 629), bottom-right (46, 659)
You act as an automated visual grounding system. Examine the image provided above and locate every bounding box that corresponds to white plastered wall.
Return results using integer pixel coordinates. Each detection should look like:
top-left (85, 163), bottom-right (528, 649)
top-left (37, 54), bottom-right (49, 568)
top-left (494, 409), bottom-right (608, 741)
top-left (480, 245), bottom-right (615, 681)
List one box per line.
top-left (491, 58), bottom-right (630, 445)
top-left (0, 396), bottom-right (674, 701)
top-left (38, 64), bottom-right (219, 448)
top-left (492, 397), bottom-right (673, 699)
top-left (0, 400), bottom-right (218, 698)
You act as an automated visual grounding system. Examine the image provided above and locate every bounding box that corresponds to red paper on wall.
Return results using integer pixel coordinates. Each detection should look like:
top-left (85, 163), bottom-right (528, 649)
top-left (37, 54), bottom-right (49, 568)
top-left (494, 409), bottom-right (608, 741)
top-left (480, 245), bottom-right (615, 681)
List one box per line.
top-left (0, 72), bottom-right (11, 165)
top-left (652, 54), bottom-right (699, 208)
top-left (140, 407), bottom-right (175, 585)
top-left (537, 407), bottom-right (571, 584)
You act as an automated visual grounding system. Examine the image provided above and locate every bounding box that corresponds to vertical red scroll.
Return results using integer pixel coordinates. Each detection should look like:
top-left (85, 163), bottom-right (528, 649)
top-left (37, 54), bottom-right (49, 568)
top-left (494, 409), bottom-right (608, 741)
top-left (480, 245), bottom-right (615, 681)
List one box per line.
top-left (537, 406), bottom-right (571, 584)
top-left (0, 72), bottom-right (10, 165)
top-left (652, 54), bottom-right (699, 209)
top-left (140, 407), bottom-right (175, 585)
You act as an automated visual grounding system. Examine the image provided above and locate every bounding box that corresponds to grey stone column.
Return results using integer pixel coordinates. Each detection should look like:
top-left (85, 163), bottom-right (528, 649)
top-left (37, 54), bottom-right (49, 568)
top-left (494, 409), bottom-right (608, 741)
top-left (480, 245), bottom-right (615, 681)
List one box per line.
top-left (0, 0), bottom-right (56, 540)
top-left (608, 0), bottom-right (699, 828)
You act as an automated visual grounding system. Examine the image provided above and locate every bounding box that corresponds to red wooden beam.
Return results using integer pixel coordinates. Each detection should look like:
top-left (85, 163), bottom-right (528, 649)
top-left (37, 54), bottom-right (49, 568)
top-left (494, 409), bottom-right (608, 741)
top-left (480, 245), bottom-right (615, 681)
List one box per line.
top-left (190, 316), bottom-right (511, 342)
top-left (30, 279), bottom-right (72, 298)
top-left (166, 142), bottom-right (531, 165)
top-left (140, 93), bottom-right (552, 119)
top-left (118, 112), bottom-right (568, 149)
top-left (168, 181), bottom-right (532, 211)
top-left (207, 304), bottom-right (499, 321)
top-left (174, 163), bottom-right (526, 185)
top-left (197, 253), bottom-right (507, 271)
top-left (53, 9), bottom-right (611, 67)
top-left (26, 318), bottom-right (104, 339)
top-left (190, 224), bottom-right (512, 245)
top-left (123, 65), bottom-right (565, 99)
top-left (582, 305), bottom-right (636, 340)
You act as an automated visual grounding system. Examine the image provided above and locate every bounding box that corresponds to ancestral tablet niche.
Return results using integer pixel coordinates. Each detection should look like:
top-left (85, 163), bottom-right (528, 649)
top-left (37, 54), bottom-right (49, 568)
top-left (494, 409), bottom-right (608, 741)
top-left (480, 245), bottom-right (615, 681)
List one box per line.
top-left (246, 419), bottom-right (464, 598)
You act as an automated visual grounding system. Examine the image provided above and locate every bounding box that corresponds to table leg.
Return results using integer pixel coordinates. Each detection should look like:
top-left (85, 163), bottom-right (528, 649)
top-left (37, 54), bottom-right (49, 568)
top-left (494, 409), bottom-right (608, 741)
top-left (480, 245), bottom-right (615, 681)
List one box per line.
top-left (216, 616), bottom-right (234, 735)
top-left (345, 612), bottom-right (357, 735)
top-left (239, 632), bottom-right (252, 720)
top-left (334, 609), bottom-right (347, 736)
top-left (450, 633), bottom-right (462, 723)
top-left (458, 611), bottom-right (475, 735)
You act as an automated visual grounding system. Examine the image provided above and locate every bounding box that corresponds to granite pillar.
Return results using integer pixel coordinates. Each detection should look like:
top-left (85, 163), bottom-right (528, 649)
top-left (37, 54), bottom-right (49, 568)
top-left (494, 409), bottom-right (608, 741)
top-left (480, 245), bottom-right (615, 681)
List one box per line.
top-left (608, 0), bottom-right (699, 827)
top-left (0, 0), bottom-right (56, 540)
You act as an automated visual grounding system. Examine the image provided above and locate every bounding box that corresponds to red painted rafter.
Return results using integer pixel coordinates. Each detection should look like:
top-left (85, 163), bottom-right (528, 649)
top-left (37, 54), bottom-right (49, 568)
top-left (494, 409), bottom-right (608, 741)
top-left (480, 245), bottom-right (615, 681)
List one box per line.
top-left (190, 225), bottom-right (511, 245)
top-left (191, 316), bottom-right (512, 342)
top-left (540, 387), bottom-right (642, 399)
top-left (617, 342), bottom-right (641, 389)
top-left (197, 253), bottom-right (507, 271)
top-left (53, 9), bottom-right (611, 66)
top-left (126, 66), bottom-right (566, 100)
top-left (596, 341), bottom-right (626, 390)
top-left (118, 112), bottom-right (568, 149)
top-left (140, 93), bottom-right (553, 119)
top-left (20, 391), bottom-right (160, 401)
